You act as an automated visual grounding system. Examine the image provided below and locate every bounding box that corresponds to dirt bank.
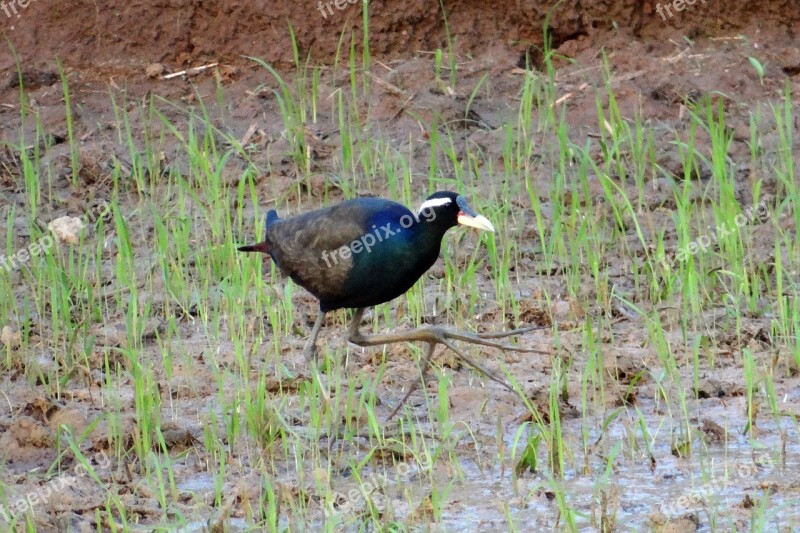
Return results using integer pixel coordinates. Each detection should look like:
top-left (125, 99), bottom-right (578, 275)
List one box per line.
top-left (1, 0), bottom-right (798, 75)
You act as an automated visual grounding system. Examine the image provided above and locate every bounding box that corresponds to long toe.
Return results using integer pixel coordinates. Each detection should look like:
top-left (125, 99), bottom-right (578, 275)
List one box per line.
top-left (440, 329), bottom-right (547, 354)
top-left (475, 325), bottom-right (548, 339)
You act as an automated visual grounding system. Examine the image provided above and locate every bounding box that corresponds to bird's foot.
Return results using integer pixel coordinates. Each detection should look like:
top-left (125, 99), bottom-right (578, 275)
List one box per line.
top-left (348, 323), bottom-right (549, 420)
top-left (423, 325), bottom-right (548, 354)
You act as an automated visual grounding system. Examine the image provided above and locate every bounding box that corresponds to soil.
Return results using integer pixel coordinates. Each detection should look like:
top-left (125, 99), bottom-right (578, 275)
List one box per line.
top-left (1, 0), bottom-right (799, 73)
top-left (1, 0), bottom-right (800, 531)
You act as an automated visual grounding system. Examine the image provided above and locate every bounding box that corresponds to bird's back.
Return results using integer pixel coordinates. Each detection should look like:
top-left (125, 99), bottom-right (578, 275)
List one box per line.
top-left (266, 198), bottom-right (436, 310)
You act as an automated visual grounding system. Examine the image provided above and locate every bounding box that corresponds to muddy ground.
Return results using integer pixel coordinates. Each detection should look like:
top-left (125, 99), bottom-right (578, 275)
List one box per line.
top-left (1, 0), bottom-right (800, 531)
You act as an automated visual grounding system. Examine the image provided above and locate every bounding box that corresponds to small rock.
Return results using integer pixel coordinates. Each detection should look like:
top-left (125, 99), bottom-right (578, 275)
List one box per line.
top-left (696, 377), bottom-right (744, 398)
top-left (146, 63), bottom-right (165, 78)
top-left (741, 493), bottom-right (754, 508)
top-left (11, 415), bottom-right (53, 447)
top-left (217, 64), bottom-right (239, 81)
top-left (1, 325), bottom-right (21, 347)
top-left (91, 324), bottom-right (126, 347)
top-left (161, 427), bottom-right (195, 449)
top-left (649, 511), bottom-right (700, 533)
top-left (551, 299), bottom-right (584, 321)
top-left (48, 408), bottom-right (90, 436)
top-left (48, 216), bottom-right (84, 244)
top-left (700, 419), bottom-right (727, 442)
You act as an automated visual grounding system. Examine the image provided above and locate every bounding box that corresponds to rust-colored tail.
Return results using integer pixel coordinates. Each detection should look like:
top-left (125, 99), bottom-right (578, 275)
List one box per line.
top-left (238, 241), bottom-right (270, 254)
top-left (239, 209), bottom-right (279, 254)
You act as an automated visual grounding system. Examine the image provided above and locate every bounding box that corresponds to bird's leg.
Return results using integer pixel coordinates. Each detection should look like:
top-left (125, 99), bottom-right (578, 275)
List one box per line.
top-left (302, 310), bottom-right (327, 364)
top-left (347, 308), bottom-right (548, 401)
top-left (303, 309), bottom-right (330, 404)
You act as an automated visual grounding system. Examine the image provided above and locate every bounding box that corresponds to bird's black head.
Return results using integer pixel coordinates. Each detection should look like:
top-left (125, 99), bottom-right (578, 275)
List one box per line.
top-left (416, 191), bottom-right (495, 233)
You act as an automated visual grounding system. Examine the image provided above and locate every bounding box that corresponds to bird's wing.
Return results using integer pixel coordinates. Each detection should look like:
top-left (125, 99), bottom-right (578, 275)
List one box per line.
top-left (266, 200), bottom-right (400, 302)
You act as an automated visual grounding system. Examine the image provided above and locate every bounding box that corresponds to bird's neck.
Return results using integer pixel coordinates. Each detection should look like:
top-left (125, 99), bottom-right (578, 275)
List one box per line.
top-left (409, 218), bottom-right (453, 254)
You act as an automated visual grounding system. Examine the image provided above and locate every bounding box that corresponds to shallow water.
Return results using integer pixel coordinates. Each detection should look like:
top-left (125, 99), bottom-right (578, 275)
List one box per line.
top-left (312, 396), bottom-right (800, 531)
top-left (423, 401), bottom-right (800, 531)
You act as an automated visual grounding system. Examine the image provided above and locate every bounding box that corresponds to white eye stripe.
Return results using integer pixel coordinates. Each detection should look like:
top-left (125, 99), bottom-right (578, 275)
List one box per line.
top-left (418, 197), bottom-right (453, 213)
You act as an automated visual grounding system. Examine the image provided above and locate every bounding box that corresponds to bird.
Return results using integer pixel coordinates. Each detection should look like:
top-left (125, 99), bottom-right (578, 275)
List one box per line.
top-left (239, 191), bottom-right (539, 410)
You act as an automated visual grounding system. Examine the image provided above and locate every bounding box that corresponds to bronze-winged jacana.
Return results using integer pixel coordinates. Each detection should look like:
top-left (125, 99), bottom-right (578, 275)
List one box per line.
top-left (239, 191), bottom-right (540, 412)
